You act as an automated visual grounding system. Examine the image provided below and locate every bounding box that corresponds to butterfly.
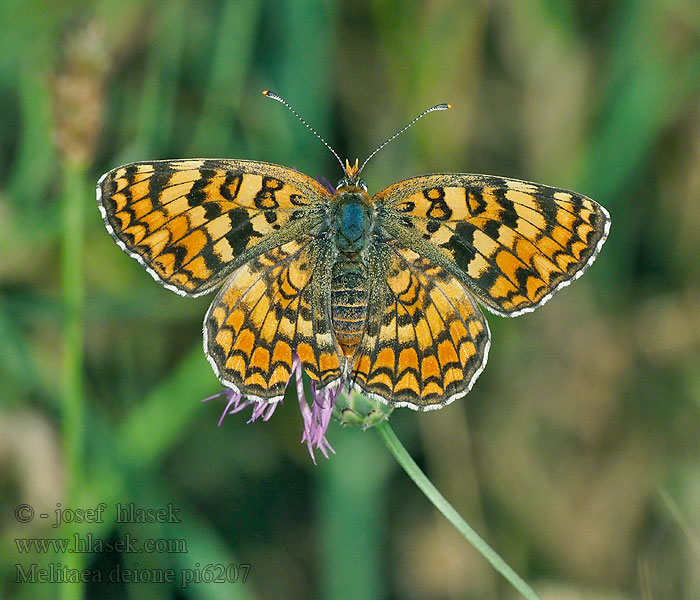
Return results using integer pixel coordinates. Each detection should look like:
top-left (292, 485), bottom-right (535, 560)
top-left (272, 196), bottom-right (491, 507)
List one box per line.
top-left (97, 92), bottom-right (610, 411)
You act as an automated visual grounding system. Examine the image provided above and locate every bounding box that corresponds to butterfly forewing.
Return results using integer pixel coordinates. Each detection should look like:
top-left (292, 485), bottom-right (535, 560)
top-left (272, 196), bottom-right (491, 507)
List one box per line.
top-left (97, 159), bottom-right (331, 297)
top-left (374, 174), bottom-right (610, 317)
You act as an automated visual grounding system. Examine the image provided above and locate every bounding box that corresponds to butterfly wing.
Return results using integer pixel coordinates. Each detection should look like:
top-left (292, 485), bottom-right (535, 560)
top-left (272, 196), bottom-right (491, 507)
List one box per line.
top-left (204, 237), bottom-right (342, 401)
top-left (97, 159), bottom-right (331, 297)
top-left (351, 240), bottom-right (490, 410)
top-left (374, 174), bottom-right (610, 316)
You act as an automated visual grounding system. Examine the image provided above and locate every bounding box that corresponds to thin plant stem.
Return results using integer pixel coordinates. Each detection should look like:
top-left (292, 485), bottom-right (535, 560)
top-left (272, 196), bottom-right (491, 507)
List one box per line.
top-left (60, 162), bottom-right (86, 600)
top-left (375, 421), bottom-right (541, 600)
top-left (657, 486), bottom-right (700, 561)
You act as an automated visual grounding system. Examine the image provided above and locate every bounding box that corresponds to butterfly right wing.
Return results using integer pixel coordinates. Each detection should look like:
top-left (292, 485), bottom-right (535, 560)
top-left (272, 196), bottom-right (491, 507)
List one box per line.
top-left (97, 159), bottom-right (331, 297)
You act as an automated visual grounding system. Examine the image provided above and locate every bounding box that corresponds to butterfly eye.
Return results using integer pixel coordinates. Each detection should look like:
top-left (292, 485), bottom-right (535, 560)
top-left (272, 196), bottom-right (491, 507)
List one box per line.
top-left (335, 178), bottom-right (368, 192)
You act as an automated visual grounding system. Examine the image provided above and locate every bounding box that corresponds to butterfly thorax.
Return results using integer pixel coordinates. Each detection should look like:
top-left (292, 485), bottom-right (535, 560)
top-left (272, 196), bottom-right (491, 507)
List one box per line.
top-left (330, 185), bottom-right (372, 356)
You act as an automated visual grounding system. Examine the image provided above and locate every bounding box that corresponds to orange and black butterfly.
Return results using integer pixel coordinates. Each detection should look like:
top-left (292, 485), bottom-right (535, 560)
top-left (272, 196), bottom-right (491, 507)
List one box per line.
top-left (97, 92), bottom-right (610, 411)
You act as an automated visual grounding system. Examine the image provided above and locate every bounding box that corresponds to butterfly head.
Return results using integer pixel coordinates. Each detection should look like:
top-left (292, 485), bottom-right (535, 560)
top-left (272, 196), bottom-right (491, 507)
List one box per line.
top-left (336, 158), bottom-right (368, 192)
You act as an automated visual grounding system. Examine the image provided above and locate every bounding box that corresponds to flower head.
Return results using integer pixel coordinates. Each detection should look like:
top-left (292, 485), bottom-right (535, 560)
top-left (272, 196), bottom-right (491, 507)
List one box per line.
top-left (203, 354), bottom-right (341, 463)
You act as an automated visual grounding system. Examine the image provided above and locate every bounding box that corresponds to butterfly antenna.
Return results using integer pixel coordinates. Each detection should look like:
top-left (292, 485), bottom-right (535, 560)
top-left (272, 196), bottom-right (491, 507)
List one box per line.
top-left (357, 102), bottom-right (452, 176)
top-left (262, 90), bottom-right (345, 172)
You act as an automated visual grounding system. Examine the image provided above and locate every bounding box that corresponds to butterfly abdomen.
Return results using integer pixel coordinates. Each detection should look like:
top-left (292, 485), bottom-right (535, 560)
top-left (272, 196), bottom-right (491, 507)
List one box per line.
top-left (331, 258), bottom-right (368, 356)
top-left (329, 188), bottom-right (373, 356)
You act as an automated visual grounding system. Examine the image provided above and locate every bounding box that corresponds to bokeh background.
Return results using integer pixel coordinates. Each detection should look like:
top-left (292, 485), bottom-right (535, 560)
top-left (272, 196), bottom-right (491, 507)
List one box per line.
top-left (1, 1), bottom-right (700, 598)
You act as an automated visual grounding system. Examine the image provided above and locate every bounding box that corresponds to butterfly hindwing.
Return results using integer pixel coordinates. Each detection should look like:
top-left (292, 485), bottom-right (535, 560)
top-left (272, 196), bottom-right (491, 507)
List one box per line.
top-left (203, 237), bottom-right (342, 402)
top-left (351, 241), bottom-right (490, 410)
top-left (375, 174), bottom-right (610, 316)
top-left (97, 159), bottom-right (331, 297)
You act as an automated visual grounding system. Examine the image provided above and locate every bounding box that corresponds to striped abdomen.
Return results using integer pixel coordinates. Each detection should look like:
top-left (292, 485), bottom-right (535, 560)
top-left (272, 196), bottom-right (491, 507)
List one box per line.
top-left (331, 258), bottom-right (368, 356)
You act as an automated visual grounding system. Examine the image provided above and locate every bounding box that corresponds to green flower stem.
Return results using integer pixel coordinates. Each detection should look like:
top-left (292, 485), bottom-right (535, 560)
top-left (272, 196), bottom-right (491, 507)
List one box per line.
top-left (60, 162), bottom-right (87, 600)
top-left (375, 421), bottom-right (541, 600)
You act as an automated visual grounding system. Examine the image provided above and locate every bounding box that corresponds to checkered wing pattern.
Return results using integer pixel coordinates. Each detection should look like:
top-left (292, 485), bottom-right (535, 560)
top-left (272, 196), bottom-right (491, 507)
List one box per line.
top-left (374, 174), bottom-right (610, 317)
top-left (203, 238), bottom-right (342, 402)
top-left (351, 241), bottom-right (490, 410)
top-left (97, 159), bottom-right (330, 297)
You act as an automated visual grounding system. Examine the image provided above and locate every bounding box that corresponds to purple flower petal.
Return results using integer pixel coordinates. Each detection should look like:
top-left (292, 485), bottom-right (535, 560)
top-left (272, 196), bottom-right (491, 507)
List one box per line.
top-left (298, 371), bottom-right (339, 463)
top-left (247, 399), bottom-right (279, 423)
top-left (204, 356), bottom-right (339, 462)
top-left (316, 175), bottom-right (336, 194)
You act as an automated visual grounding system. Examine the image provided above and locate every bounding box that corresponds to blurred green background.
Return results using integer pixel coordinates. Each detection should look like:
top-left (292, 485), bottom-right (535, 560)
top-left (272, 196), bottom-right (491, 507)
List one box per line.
top-left (1, 0), bottom-right (700, 598)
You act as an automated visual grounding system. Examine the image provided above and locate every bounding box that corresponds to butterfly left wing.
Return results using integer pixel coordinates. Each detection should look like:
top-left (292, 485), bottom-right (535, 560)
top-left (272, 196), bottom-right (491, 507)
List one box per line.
top-left (351, 241), bottom-right (490, 410)
top-left (374, 174), bottom-right (610, 316)
top-left (204, 237), bottom-right (342, 402)
top-left (97, 159), bottom-right (330, 297)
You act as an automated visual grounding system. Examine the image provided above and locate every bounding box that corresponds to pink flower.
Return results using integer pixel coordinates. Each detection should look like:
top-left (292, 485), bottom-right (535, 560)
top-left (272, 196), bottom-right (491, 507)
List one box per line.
top-left (203, 355), bottom-right (341, 464)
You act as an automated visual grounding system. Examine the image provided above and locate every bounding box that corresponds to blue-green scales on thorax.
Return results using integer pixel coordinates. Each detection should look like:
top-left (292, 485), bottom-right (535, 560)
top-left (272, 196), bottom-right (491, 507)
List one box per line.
top-left (329, 183), bottom-right (373, 356)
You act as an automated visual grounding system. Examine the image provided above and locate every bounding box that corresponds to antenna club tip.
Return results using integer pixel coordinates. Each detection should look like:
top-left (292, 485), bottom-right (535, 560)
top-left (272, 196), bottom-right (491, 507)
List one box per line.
top-left (446, 103), bottom-right (452, 109)
top-left (262, 90), bottom-right (285, 104)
